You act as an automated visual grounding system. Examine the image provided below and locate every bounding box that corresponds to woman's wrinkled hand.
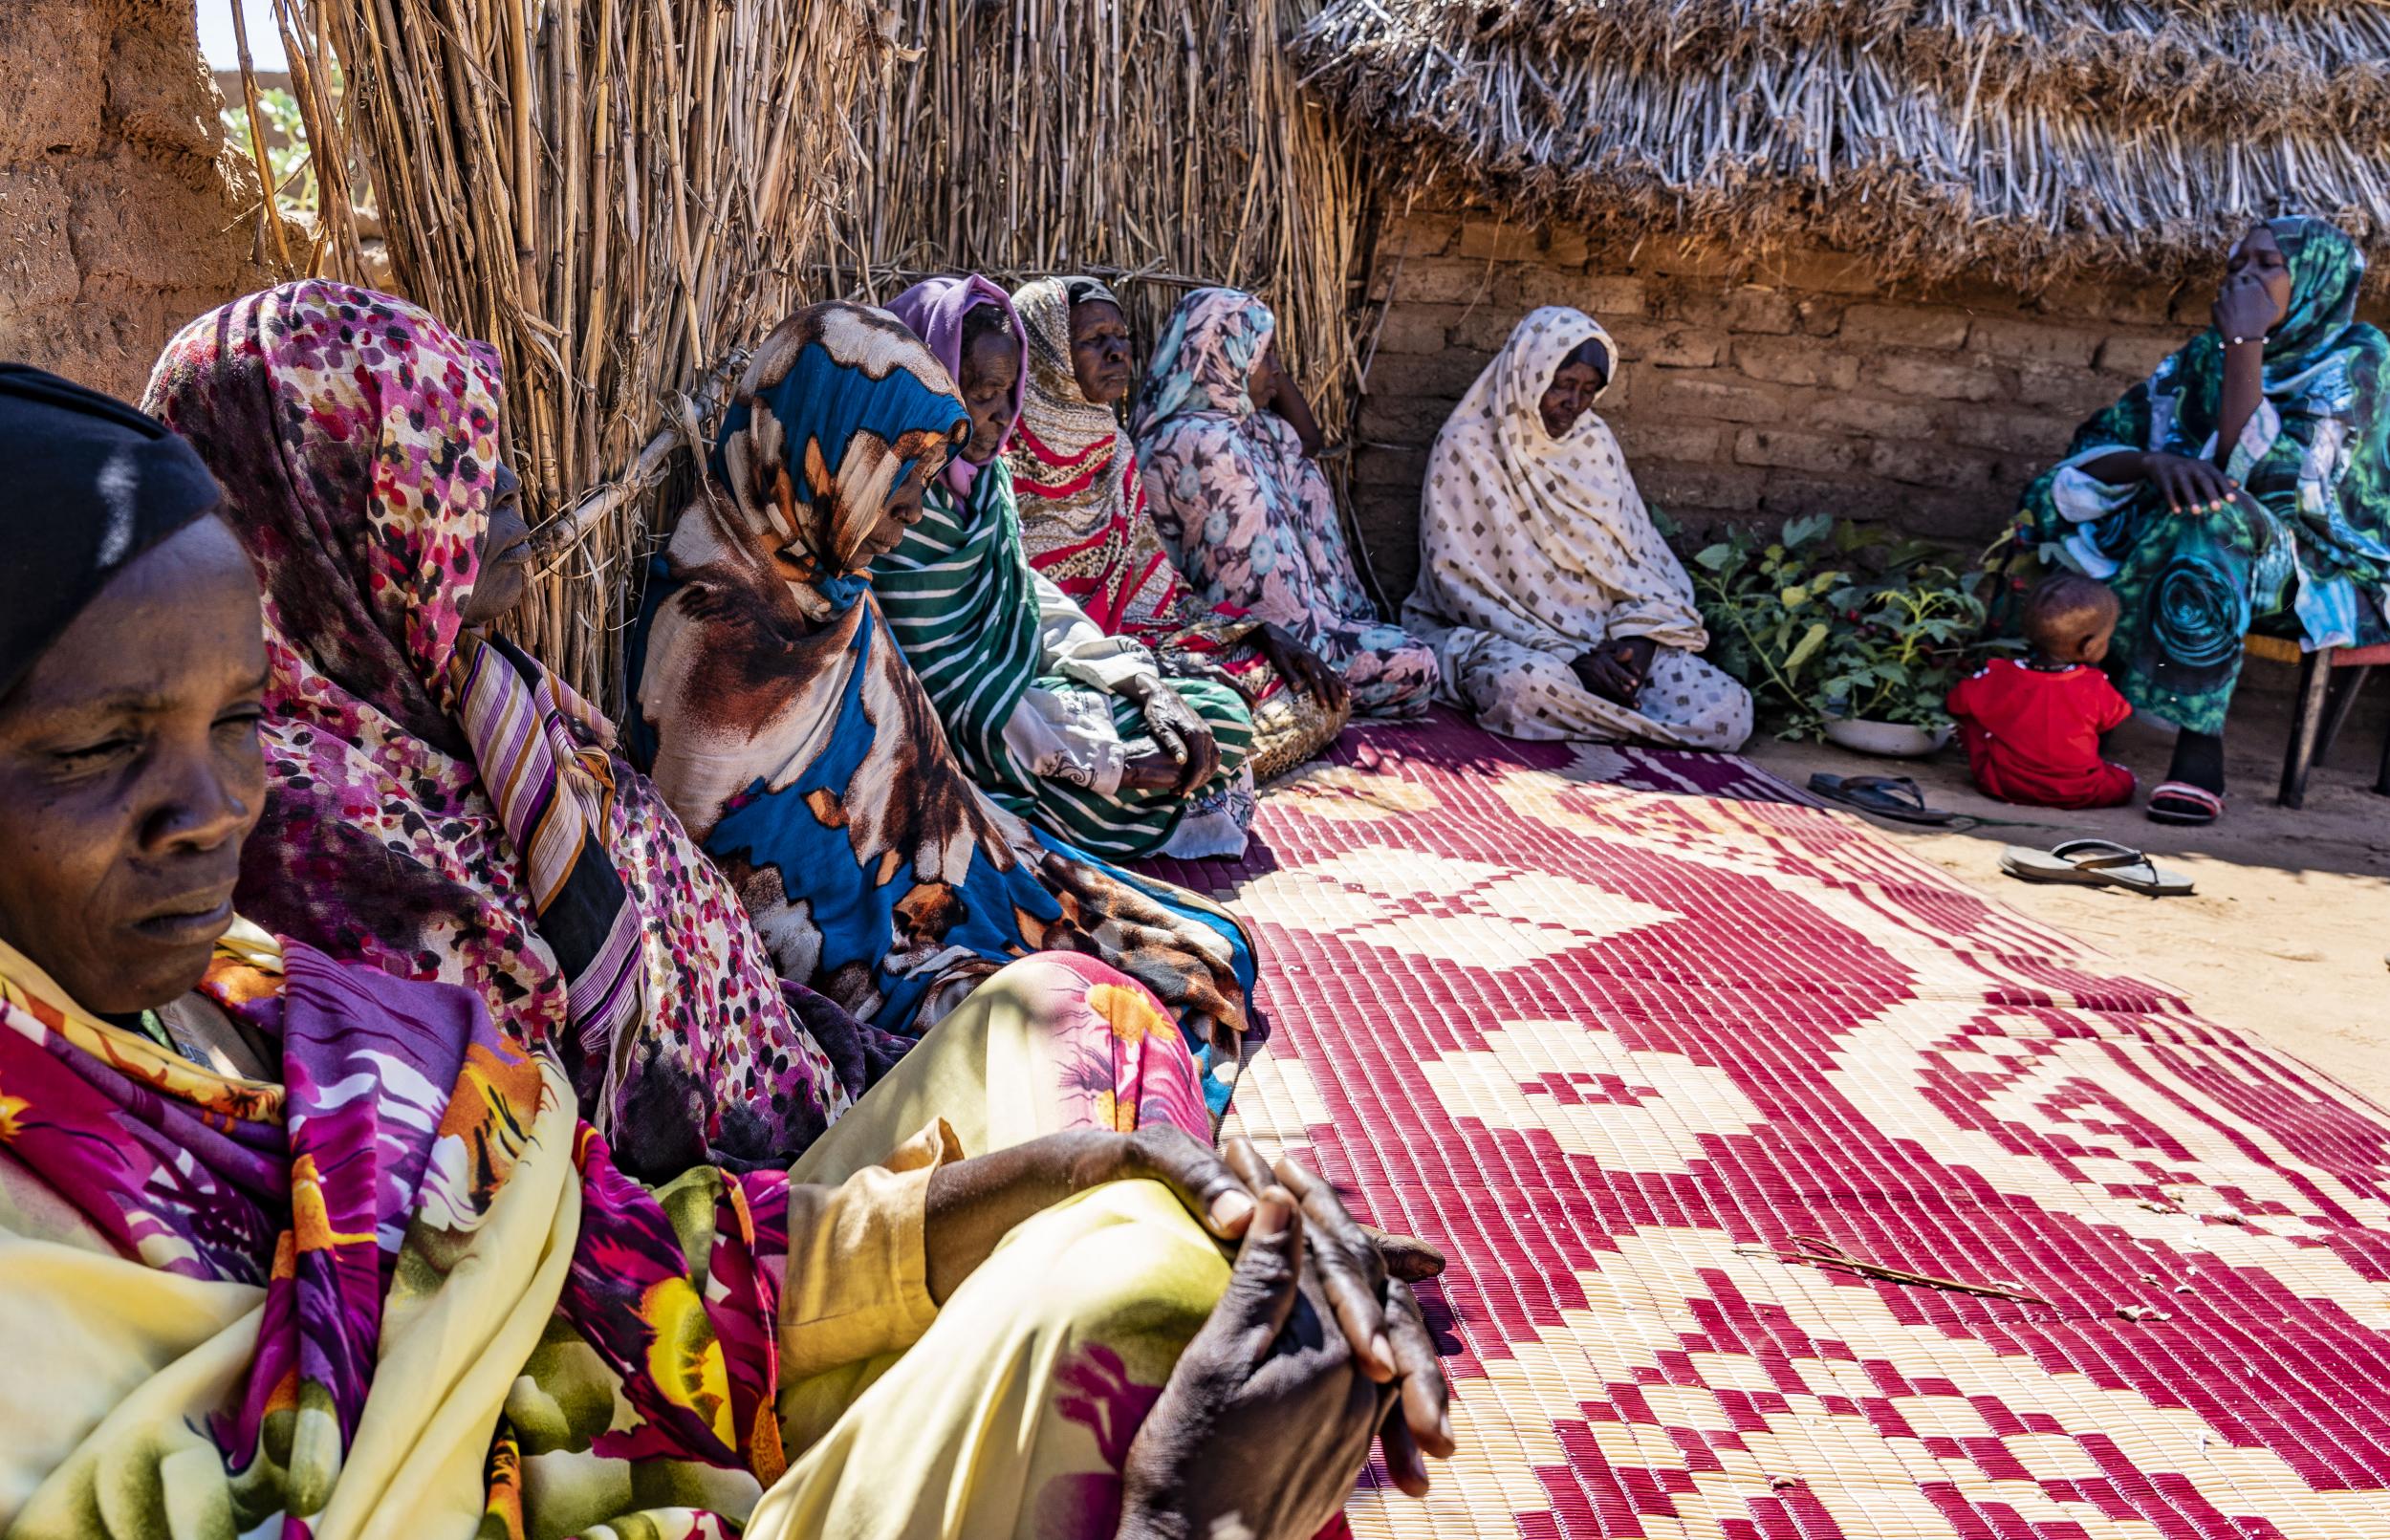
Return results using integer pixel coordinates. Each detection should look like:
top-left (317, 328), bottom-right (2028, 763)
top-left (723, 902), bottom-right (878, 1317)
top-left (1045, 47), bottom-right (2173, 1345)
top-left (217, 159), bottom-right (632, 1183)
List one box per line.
top-left (1117, 1184), bottom-right (1455, 1540)
top-left (1122, 683), bottom-right (1221, 795)
top-left (1255, 623), bottom-right (1350, 717)
top-left (2140, 450), bottom-right (2249, 516)
top-left (1571, 635), bottom-right (1655, 705)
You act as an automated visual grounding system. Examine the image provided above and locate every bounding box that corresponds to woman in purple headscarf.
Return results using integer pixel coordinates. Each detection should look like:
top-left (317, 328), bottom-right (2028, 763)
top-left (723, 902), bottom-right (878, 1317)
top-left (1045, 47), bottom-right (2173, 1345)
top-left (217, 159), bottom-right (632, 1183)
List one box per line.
top-left (870, 275), bottom-right (1260, 861)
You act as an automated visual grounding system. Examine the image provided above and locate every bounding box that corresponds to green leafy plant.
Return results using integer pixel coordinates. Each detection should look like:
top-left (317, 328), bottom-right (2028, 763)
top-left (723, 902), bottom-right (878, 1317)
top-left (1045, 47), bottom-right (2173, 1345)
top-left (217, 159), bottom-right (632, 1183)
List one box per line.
top-left (222, 87), bottom-right (315, 223)
top-left (1689, 514), bottom-right (1989, 738)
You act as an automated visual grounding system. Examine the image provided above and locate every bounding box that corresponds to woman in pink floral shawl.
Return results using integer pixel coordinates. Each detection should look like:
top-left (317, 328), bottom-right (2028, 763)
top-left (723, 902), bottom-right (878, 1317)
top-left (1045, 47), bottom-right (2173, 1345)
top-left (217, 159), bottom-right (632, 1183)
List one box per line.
top-left (143, 281), bottom-right (883, 1178)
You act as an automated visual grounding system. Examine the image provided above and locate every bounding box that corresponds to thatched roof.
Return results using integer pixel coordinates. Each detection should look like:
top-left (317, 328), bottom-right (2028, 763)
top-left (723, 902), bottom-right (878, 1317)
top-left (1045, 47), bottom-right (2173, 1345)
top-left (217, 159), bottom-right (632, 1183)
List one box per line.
top-left (1293, 0), bottom-right (2390, 282)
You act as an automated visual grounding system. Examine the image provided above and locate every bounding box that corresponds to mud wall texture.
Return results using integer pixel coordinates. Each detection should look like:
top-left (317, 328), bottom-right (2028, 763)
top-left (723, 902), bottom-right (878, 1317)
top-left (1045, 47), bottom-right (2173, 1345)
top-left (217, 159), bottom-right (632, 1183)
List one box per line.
top-left (3, 1), bottom-right (282, 401)
top-left (1350, 208), bottom-right (2279, 602)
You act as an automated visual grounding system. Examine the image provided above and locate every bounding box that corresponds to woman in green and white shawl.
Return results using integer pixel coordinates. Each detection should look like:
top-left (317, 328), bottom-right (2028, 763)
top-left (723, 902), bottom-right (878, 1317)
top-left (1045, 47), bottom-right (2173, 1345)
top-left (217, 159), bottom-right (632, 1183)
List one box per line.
top-left (872, 274), bottom-right (1258, 860)
top-left (2014, 216), bottom-right (2390, 825)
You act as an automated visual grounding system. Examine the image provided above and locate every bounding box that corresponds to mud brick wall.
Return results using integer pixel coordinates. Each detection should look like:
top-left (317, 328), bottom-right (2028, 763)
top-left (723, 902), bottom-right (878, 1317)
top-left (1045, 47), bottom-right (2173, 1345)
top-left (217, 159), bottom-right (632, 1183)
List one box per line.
top-left (2, 1), bottom-right (282, 401)
top-left (1350, 210), bottom-right (2224, 604)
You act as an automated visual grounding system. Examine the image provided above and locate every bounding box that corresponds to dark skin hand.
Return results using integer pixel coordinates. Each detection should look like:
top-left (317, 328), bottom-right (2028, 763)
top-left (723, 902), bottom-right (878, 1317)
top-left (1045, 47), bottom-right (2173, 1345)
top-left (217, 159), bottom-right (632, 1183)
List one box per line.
top-left (0, 516), bottom-right (268, 1016)
top-left (958, 326), bottom-right (1022, 466)
top-left (925, 1129), bottom-right (1445, 1394)
top-left (1249, 339), bottom-right (1326, 459)
top-left (2076, 225), bottom-right (2292, 516)
top-left (1114, 1146), bottom-right (1454, 1539)
top-left (1119, 681), bottom-right (1224, 796)
top-left (1573, 634), bottom-right (1659, 705)
top-left (1252, 622), bottom-right (1350, 716)
top-left (1071, 298), bottom-right (1137, 406)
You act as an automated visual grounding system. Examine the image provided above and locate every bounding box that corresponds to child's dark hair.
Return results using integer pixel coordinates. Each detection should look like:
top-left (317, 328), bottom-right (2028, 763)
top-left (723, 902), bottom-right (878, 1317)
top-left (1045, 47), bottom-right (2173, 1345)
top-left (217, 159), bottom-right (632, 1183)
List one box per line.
top-left (2022, 573), bottom-right (2119, 660)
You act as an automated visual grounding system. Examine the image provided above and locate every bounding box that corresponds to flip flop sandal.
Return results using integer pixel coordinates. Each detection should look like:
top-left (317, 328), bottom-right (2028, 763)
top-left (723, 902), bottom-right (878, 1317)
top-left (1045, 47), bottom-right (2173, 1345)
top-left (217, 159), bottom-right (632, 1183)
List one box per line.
top-left (1808, 773), bottom-right (1962, 826)
top-left (1999, 838), bottom-right (2194, 897)
top-left (2146, 781), bottom-right (2224, 826)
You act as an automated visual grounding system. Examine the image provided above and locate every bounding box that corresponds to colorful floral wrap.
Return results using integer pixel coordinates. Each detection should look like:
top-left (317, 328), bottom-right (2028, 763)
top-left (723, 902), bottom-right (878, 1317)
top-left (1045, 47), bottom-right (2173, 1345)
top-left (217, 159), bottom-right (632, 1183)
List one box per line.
top-left (1130, 287), bottom-right (1441, 719)
top-left (2016, 216), bottom-right (2390, 735)
top-left (0, 929), bottom-right (1223, 1539)
top-left (1007, 275), bottom-right (1348, 781)
top-left (628, 303), bottom-right (1255, 1105)
top-left (141, 281), bottom-right (870, 1179)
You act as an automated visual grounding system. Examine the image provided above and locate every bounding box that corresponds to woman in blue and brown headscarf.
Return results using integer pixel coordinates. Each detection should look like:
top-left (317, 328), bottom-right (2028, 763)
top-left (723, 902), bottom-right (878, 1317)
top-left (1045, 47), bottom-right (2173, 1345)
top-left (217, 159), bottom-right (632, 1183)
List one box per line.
top-left (629, 301), bottom-right (1257, 1113)
top-left (2014, 216), bottom-right (2390, 825)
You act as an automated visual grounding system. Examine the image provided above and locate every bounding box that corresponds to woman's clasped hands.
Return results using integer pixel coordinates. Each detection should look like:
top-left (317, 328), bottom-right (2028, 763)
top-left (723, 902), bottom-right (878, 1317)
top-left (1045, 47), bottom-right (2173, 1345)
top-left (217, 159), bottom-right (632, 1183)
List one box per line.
top-left (1119, 1135), bottom-right (1455, 1540)
top-left (926, 1124), bottom-right (1453, 1539)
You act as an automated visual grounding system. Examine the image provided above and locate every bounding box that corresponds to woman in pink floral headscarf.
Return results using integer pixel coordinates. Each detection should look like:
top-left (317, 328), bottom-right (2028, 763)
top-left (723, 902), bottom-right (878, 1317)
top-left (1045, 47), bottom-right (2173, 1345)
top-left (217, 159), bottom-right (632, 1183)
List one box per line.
top-left (143, 281), bottom-right (885, 1178)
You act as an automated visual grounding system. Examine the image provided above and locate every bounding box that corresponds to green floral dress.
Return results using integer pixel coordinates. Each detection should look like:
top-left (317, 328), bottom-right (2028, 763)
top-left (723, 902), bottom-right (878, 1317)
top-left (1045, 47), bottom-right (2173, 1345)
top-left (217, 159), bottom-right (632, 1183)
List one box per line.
top-left (2014, 216), bottom-right (2390, 735)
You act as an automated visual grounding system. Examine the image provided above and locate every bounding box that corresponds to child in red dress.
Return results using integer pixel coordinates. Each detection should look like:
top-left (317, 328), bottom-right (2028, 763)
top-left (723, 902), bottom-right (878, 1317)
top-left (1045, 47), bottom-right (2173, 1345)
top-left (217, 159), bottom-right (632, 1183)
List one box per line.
top-left (1947, 574), bottom-right (2137, 809)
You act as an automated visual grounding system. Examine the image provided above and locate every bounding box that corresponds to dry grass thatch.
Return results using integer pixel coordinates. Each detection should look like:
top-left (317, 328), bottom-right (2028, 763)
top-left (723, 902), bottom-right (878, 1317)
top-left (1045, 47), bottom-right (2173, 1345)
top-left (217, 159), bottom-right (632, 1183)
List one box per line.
top-left (243, 0), bottom-right (1366, 705)
top-left (1293, 0), bottom-right (2390, 284)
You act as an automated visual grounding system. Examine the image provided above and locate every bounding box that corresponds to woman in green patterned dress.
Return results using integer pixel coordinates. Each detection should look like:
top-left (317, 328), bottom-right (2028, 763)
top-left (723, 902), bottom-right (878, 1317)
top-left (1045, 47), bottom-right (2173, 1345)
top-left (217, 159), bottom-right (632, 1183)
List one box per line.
top-left (2013, 216), bottom-right (2390, 824)
top-left (872, 275), bottom-right (1259, 860)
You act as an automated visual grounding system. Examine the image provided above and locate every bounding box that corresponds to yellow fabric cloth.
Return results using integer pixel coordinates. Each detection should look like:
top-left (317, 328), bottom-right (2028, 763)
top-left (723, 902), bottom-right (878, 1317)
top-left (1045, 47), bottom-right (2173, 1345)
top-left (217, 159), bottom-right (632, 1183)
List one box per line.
top-left (0, 942), bottom-right (1226, 1540)
top-left (754, 1180), bottom-right (1227, 1540)
top-left (779, 1118), bottom-right (959, 1380)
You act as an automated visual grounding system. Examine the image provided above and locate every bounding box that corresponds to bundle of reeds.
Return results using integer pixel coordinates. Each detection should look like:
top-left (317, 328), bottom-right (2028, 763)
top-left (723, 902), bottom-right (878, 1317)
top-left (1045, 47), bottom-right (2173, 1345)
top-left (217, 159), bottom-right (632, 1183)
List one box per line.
top-left (1295, 0), bottom-right (2390, 285)
top-left (254, 0), bottom-right (891, 706)
top-left (829, 0), bottom-right (1365, 448)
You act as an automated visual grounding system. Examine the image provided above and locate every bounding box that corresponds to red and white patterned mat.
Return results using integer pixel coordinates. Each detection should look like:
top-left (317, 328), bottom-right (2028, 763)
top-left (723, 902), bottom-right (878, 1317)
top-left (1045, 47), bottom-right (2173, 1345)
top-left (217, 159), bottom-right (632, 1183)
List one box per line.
top-left (1153, 711), bottom-right (2390, 1540)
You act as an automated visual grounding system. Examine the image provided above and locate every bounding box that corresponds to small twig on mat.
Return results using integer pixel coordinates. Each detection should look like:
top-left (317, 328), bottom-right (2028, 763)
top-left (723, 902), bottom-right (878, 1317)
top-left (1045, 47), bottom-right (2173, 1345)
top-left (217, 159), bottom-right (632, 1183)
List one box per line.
top-left (1773, 1235), bottom-right (2053, 1308)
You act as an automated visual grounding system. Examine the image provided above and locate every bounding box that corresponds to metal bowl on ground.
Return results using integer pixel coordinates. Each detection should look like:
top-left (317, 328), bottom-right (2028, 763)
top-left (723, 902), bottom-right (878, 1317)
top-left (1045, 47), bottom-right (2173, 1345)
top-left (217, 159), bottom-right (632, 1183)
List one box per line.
top-left (1821, 717), bottom-right (1953, 757)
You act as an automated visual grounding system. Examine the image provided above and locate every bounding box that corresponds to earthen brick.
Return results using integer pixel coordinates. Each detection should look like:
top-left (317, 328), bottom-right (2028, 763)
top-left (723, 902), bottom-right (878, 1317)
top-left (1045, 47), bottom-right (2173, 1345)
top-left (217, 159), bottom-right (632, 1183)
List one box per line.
top-left (1735, 427), bottom-right (1861, 474)
top-left (1371, 303), bottom-right (1462, 356)
top-left (1732, 336), bottom-right (1859, 391)
top-left (1391, 256), bottom-right (1500, 306)
top-left (1379, 213), bottom-right (1459, 260)
top-left (1840, 303), bottom-right (1973, 351)
top-left (1506, 270), bottom-right (1647, 318)
top-left (1636, 463), bottom-right (1770, 513)
top-left (1870, 353), bottom-right (2004, 402)
top-left (1364, 347), bottom-right (1490, 400)
top-left (1649, 373), bottom-right (1787, 423)
top-left (1967, 315), bottom-right (2097, 367)
top-left (1607, 319), bottom-right (1722, 369)
top-left (1868, 440), bottom-right (2006, 490)
top-left (1355, 446), bottom-right (1429, 488)
top-left (1609, 419), bottom-right (1724, 464)
top-left (1945, 406), bottom-right (2077, 459)
top-left (1800, 394), bottom-right (1941, 441)
top-left (2096, 331), bottom-right (2181, 380)
top-left (1458, 218), bottom-right (1542, 264)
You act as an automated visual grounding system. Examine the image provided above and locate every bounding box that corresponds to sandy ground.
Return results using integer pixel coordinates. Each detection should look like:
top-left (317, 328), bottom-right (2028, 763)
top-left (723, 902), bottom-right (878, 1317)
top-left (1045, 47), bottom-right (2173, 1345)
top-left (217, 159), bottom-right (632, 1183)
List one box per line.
top-left (1742, 659), bottom-right (2390, 1108)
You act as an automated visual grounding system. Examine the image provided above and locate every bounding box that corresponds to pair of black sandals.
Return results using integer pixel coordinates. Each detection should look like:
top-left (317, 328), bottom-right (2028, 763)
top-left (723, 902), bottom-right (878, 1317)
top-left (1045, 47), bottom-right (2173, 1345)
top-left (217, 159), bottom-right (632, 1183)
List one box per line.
top-left (1807, 774), bottom-right (2194, 896)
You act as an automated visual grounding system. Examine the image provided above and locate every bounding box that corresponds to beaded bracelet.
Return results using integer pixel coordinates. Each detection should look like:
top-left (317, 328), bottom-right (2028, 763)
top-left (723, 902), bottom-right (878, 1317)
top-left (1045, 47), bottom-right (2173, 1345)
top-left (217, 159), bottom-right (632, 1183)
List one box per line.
top-left (2227, 334), bottom-right (2269, 347)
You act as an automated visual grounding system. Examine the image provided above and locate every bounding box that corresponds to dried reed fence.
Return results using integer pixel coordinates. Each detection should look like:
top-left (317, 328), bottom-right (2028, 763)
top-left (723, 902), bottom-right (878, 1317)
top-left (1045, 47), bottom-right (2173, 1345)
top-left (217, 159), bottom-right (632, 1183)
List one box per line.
top-left (822, 0), bottom-right (1366, 482)
top-left (237, 0), bottom-right (1371, 705)
top-left (1295, 0), bottom-right (2390, 287)
top-left (242, 0), bottom-right (893, 706)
